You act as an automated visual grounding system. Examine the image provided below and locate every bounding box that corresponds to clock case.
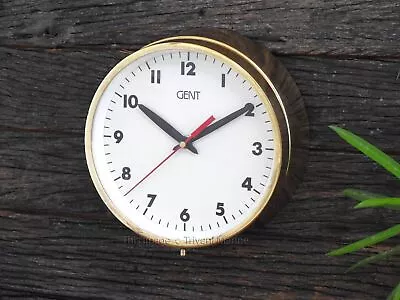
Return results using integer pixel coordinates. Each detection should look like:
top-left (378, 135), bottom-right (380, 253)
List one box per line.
top-left (148, 29), bottom-right (309, 226)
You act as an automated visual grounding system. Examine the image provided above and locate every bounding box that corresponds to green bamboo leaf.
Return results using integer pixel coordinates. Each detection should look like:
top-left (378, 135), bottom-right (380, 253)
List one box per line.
top-left (347, 245), bottom-right (400, 272)
top-left (387, 282), bottom-right (400, 300)
top-left (328, 224), bottom-right (400, 256)
top-left (343, 188), bottom-right (387, 202)
top-left (329, 126), bottom-right (400, 179)
top-left (355, 198), bottom-right (400, 209)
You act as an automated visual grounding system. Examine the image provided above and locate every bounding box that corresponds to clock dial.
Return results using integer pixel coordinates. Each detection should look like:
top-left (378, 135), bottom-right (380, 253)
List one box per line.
top-left (87, 43), bottom-right (282, 247)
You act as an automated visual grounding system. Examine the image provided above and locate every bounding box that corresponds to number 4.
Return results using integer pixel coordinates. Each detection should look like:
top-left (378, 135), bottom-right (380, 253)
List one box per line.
top-left (242, 177), bottom-right (253, 191)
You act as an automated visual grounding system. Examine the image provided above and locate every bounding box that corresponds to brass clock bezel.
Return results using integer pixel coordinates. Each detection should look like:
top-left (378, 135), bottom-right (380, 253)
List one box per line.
top-left (147, 35), bottom-right (294, 175)
top-left (85, 41), bottom-right (284, 248)
top-left (156, 30), bottom-right (309, 223)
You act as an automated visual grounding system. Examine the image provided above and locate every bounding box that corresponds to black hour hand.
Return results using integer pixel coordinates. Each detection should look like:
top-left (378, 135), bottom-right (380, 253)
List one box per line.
top-left (138, 104), bottom-right (198, 154)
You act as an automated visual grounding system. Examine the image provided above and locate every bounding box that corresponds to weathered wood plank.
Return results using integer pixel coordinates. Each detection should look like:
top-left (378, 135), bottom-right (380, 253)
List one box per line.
top-left (1, 48), bottom-right (400, 134)
top-left (0, 48), bottom-right (122, 133)
top-left (0, 0), bottom-right (399, 57)
top-left (0, 209), bottom-right (398, 299)
top-left (0, 48), bottom-right (399, 299)
top-left (2, 47), bottom-right (400, 152)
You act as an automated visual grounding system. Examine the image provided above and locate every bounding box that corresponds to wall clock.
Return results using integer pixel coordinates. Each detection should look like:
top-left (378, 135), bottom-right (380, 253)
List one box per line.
top-left (85, 29), bottom-right (308, 254)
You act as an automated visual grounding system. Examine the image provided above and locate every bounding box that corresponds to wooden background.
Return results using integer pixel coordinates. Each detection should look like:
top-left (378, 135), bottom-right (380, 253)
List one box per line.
top-left (1, 1), bottom-right (399, 299)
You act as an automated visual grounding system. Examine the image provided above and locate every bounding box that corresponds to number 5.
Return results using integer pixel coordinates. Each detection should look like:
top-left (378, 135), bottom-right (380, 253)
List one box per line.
top-left (216, 202), bottom-right (225, 216)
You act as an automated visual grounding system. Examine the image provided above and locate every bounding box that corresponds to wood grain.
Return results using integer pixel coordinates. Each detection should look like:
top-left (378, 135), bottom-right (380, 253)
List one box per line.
top-left (1, 0), bottom-right (400, 299)
top-left (0, 0), bottom-right (399, 56)
top-left (1, 47), bottom-right (399, 299)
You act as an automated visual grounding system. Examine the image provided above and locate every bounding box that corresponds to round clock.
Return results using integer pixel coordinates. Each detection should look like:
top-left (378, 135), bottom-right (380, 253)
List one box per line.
top-left (85, 29), bottom-right (308, 251)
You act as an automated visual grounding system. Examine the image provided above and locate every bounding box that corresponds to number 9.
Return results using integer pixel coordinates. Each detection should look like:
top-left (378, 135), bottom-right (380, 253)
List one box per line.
top-left (114, 130), bottom-right (123, 143)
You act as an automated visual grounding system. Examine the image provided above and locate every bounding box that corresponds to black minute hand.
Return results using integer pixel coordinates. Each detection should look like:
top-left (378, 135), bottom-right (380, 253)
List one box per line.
top-left (138, 104), bottom-right (198, 154)
top-left (189, 103), bottom-right (254, 144)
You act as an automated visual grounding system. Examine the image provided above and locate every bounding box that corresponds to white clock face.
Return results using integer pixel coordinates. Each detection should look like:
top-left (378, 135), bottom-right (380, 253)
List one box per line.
top-left (87, 44), bottom-right (281, 247)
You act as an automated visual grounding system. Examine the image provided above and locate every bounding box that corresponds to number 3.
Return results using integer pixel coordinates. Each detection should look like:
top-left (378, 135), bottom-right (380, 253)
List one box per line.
top-left (252, 142), bottom-right (262, 155)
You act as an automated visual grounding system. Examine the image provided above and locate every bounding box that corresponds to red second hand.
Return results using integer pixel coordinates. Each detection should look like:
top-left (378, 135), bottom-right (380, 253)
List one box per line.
top-left (124, 115), bottom-right (215, 196)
